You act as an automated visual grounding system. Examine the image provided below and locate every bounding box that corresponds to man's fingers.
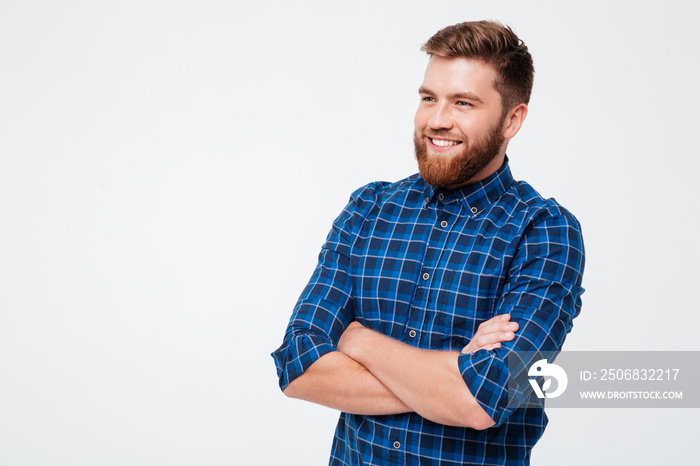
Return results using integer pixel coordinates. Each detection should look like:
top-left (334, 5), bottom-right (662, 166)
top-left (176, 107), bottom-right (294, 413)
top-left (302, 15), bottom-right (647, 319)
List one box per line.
top-left (476, 315), bottom-right (519, 335)
top-left (461, 315), bottom-right (519, 353)
top-left (472, 331), bottom-right (515, 348)
top-left (477, 314), bottom-right (511, 330)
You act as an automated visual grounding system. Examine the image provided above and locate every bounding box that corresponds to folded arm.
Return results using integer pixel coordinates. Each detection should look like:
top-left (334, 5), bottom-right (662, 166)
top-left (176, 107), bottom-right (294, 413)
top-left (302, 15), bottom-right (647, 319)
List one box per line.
top-left (284, 314), bottom-right (518, 427)
top-left (284, 350), bottom-right (410, 415)
top-left (337, 319), bottom-right (517, 429)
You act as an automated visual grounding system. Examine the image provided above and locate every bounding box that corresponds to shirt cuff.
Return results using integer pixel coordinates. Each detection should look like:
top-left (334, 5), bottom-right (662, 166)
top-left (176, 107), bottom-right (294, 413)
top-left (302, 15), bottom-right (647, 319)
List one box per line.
top-left (271, 330), bottom-right (337, 391)
top-left (458, 350), bottom-right (513, 427)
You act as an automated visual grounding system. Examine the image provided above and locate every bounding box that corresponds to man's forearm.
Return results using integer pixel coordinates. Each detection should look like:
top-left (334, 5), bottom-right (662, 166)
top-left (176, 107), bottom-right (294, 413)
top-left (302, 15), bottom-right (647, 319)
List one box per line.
top-left (283, 350), bottom-right (411, 415)
top-left (339, 324), bottom-right (495, 429)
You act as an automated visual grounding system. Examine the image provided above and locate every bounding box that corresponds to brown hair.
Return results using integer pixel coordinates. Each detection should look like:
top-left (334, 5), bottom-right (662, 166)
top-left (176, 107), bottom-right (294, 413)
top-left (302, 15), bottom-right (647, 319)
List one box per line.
top-left (422, 20), bottom-right (534, 115)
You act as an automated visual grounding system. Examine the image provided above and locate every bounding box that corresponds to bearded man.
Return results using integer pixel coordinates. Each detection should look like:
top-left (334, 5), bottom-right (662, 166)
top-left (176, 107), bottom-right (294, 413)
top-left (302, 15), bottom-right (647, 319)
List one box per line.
top-left (272, 20), bottom-right (585, 466)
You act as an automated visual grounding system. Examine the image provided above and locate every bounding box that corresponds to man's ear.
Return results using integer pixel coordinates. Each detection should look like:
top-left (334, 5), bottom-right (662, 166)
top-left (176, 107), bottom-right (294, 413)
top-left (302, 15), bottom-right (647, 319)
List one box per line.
top-left (502, 103), bottom-right (528, 140)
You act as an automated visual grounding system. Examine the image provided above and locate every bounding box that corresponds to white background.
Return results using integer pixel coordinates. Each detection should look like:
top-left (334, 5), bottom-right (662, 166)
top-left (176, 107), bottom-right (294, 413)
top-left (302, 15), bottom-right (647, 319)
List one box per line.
top-left (1, 0), bottom-right (698, 464)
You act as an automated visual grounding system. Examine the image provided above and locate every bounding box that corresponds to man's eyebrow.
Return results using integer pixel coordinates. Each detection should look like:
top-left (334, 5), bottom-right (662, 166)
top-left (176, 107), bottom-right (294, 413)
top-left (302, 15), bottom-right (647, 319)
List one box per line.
top-left (418, 86), bottom-right (484, 104)
top-left (450, 92), bottom-right (484, 104)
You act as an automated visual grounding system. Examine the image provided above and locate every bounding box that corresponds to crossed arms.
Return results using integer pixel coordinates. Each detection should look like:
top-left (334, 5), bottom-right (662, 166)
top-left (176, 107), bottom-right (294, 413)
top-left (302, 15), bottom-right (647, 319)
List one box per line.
top-left (283, 315), bottom-right (519, 430)
top-left (277, 189), bottom-right (585, 431)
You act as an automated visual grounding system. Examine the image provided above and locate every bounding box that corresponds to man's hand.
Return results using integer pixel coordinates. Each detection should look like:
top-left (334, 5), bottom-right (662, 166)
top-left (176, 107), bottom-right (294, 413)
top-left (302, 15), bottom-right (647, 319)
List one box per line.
top-left (461, 314), bottom-right (519, 354)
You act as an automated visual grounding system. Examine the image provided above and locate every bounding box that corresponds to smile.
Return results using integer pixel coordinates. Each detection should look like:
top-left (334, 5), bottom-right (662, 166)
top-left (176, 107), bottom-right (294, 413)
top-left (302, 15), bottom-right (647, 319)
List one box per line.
top-left (430, 138), bottom-right (462, 147)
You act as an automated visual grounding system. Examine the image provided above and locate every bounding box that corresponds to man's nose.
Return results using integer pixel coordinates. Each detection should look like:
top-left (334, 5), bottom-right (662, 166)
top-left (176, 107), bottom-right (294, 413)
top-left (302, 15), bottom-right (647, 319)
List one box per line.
top-left (428, 104), bottom-right (453, 130)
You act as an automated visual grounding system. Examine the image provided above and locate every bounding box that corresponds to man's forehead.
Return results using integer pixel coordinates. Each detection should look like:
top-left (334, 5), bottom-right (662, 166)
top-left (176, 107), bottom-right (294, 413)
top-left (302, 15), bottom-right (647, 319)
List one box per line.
top-left (421, 56), bottom-right (498, 95)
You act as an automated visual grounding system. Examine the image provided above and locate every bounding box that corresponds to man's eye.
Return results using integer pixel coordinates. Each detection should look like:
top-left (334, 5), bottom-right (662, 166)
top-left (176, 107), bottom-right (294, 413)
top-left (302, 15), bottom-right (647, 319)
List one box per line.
top-left (456, 101), bottom-right (472, 107)
top-left (422, 96), bottom-right (436, 102)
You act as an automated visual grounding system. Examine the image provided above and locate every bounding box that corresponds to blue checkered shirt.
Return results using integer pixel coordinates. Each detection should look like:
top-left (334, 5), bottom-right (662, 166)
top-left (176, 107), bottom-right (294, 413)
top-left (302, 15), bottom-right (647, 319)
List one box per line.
top-left (272, 159), bottom-right (585, 465)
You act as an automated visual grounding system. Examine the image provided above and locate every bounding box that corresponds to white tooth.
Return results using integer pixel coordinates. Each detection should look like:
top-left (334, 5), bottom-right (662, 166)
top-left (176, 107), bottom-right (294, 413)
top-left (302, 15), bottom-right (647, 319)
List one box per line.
top-left (432, 139), bottom-right (459, 147)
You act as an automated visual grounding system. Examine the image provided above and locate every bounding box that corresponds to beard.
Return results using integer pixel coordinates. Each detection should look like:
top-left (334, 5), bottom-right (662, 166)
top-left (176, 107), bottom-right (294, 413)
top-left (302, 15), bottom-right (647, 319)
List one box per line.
top-left (414, 121), bottom-right (505, 188)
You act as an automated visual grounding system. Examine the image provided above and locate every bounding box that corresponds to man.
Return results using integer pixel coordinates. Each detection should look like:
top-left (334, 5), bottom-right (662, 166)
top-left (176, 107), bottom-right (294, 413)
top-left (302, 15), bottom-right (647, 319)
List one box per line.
top-left (272, 20), bottom-right (585, 465)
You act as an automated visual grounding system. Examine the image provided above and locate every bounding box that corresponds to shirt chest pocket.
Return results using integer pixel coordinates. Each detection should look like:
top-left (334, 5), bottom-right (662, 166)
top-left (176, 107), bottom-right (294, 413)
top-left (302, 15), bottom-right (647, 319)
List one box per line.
top-left (429, 267), bottom-right (503, 349)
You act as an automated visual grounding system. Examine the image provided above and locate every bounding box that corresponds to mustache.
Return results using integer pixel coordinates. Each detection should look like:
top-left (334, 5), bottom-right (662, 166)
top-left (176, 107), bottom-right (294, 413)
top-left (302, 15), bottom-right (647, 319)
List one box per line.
top-left (420, 128), bottom-right (466, 142)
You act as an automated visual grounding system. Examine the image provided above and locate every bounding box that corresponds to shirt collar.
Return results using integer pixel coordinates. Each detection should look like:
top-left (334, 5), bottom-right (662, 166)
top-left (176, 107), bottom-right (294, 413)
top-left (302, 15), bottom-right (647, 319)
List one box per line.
top-left (422, 156), bottom-right (514, 215)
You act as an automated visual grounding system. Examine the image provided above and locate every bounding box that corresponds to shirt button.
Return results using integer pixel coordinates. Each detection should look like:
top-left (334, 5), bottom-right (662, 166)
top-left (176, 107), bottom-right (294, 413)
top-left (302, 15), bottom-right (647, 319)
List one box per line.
top-left (470, 206), bottom-right (478, 214)
top-left (408, 329), bottom-right (417, 338)
top-left (438, 193), bottom-right (445, 200)
top-left (393, 441), bottom-right (401, 449)
top-left (422, 272), bottom-right (429, 280)
top-left (424, 197), bottom-right (430, 204)
top-left (440, 220), bottom-right (448, 228)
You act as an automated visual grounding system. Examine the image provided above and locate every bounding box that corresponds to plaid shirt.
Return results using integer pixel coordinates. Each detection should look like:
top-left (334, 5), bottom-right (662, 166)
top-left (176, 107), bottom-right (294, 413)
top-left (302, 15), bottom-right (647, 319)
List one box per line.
top-left (272, 159), bottom-right (585, 465)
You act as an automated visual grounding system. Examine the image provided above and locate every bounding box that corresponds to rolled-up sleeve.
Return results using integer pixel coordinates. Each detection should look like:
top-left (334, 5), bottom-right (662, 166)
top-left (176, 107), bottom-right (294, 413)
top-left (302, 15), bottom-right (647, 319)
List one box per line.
top-left (458, 207), bottom-right (585, 426)
top-left (271, 248), bottom-right (355, 390)
top-left (272, 185), bottom-right (384, 391)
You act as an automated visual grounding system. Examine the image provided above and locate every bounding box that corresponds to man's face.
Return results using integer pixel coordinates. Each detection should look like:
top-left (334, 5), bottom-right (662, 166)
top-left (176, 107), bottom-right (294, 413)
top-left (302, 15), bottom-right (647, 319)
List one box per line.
top-left (414, 56), bottom-right (507, 189)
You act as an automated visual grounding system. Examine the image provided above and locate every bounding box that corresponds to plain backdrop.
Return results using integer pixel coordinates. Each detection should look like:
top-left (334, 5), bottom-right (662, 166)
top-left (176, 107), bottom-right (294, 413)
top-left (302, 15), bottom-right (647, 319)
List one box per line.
top-left (1, 0), bottom-right (698, 464)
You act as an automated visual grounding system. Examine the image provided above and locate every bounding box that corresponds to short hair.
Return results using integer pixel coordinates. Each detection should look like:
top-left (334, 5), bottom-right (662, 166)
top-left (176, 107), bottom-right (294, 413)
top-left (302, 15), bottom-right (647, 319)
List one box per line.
top-left (422, 20), bottom-right (534, 115)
